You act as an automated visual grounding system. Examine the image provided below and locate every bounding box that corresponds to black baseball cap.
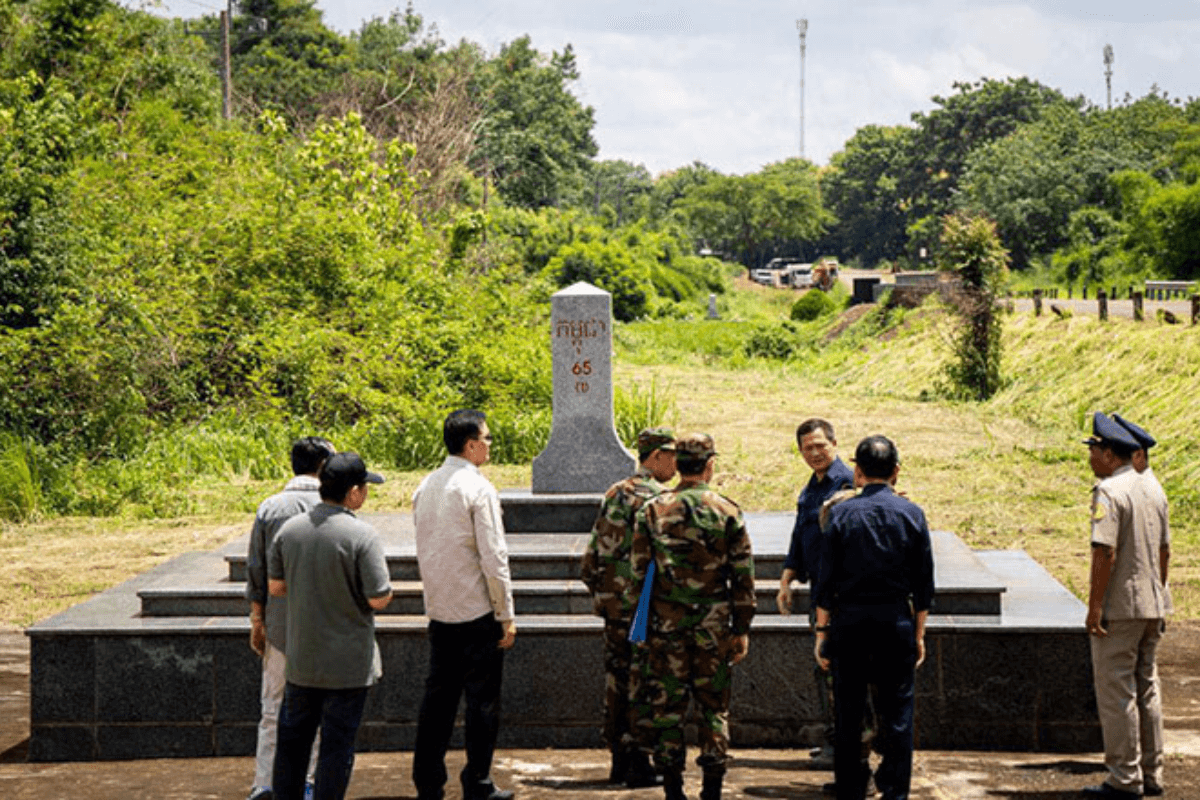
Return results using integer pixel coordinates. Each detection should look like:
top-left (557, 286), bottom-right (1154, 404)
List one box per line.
top-left (320, 452), bottom-right (385, 488)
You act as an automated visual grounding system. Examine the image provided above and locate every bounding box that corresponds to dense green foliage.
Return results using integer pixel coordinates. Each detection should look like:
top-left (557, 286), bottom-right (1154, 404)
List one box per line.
top-left (0, 0), bottom-right (723, 520)
top-left (820, 78), bottom-right (1200, 286)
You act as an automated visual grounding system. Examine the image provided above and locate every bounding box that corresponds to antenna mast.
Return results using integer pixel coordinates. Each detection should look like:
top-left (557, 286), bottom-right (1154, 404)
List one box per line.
top-left (1103, 44), bottom-right (1114, 110)
top-left (797, 19), bottom-right (808, 160)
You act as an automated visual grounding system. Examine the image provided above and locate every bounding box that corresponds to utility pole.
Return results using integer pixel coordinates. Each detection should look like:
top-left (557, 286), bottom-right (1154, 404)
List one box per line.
top-left (796, 19), bottom-right (808, 160)
top-left (1103, 44), bottom-right (1114, 110)
top-left (220, 8), bottom-right (232, 119)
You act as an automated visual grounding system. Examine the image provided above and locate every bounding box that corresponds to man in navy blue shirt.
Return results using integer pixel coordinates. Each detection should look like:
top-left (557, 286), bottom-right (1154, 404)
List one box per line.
top-left (776, 418), bottom-right (854, 764)
top-left (814, 436), bottom-right (934, 800)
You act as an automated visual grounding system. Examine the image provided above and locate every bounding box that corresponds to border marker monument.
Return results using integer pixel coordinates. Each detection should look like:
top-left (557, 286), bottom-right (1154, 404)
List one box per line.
top-left (531, 282), bottom-right (635, 493)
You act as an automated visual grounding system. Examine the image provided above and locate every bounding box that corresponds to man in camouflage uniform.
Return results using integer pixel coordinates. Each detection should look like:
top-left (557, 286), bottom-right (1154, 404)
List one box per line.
top-left (628, 433), bottom-right (756, 800)
top-left (580, 427), bottom-right (677, 786)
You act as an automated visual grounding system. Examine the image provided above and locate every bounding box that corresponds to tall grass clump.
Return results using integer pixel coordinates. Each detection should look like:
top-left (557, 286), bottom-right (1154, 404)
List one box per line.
top-left (0, 434), bottom-right (40, 522)
top-left (614, 377), bottom-right (678, 445)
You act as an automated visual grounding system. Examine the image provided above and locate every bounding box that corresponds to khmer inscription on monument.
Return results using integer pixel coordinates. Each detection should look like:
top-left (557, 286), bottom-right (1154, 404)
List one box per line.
top-left (531, 282), bottom-right (636, 493)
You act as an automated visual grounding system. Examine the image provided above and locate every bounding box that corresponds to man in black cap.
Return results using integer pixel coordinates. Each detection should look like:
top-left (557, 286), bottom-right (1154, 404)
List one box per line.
top-left (268, 452), bottom-right (393, 800)
top-left (580, 426), bottom-right (676, 787)
top-left (1082, 413), bottom-right (1171, 798)
top-left (813, 435), bottom-right (933, 800)
top-left (1113, 413), bottom-right (1168, 503)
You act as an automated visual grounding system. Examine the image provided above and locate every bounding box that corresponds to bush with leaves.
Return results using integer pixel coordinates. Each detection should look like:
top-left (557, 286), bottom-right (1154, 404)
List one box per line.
top-left (938, 213), bottom-right (1009, 401)
top-left (790, 289), bottom-right (836, 322)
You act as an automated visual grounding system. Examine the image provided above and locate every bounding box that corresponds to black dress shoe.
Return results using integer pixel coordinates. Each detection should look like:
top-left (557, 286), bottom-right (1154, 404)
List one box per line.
top-left (1082, 783), bottom-right (1140, 799)
top-left (1142, 784), bottom-right (1163, 797)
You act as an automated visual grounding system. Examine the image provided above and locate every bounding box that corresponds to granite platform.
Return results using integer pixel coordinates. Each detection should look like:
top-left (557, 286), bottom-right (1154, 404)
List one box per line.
top-left (25, 510), bottom-right (1100, 761)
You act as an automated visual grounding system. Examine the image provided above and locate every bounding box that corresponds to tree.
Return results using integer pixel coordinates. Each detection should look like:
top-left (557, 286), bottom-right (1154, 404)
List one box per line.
top-left (904, 78), bottom-right (1069, 225)
top-left (229, 0), bottom-right (349, 122)
top-left (474, 36), bottom-right (597, 208)
top-left (564, 159), bottom-right (654, 224)
top-left (937, 214), bottom-right (1009, 401)
top-left (958, 93), bottom-right (1188, 270)
top-left (677, 158), bottom-right (830, 269)
top-left (0, 73), bottom-right (79, 328)
top-left (821, 124), bottom-right (911, 266)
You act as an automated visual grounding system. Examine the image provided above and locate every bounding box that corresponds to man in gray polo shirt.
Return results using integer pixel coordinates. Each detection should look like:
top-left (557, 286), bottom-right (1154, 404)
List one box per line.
top-left (268, 452), bottom-right (393, 800)
top-left (246, 436), bottom-right (334, 800)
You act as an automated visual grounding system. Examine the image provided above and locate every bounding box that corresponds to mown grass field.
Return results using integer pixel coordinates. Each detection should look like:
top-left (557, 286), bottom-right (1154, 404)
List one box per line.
top-left (2, 283), bottom-right (1197, 627)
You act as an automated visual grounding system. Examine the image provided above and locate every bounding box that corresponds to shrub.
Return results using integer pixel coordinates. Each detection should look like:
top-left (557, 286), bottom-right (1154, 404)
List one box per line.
top-left (743, 322), bottom-right (800, 360)
top-left (790, 289), bottom-right (836, 321)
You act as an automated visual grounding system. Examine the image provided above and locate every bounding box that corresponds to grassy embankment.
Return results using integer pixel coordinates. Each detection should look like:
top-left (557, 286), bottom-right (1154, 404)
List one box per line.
top-left (2, 282), bottom-right (1197, 627)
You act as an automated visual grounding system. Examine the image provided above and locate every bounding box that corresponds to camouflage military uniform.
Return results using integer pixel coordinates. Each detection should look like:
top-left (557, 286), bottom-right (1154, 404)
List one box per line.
top-left (580, 467), bottom-right (665, 753)
top-left (628, 474), bottom-right (756, 776)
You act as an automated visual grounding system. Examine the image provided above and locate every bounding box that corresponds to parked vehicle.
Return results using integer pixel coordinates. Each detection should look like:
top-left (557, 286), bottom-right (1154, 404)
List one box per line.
top-left (788, 265), bottom-right (814, 288)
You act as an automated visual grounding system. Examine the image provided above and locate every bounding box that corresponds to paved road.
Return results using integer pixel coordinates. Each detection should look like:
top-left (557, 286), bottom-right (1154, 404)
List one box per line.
top-left (833, 268), bottom-right (1197, 321)
top-left (1009, 296), bottom-right (1195, 321)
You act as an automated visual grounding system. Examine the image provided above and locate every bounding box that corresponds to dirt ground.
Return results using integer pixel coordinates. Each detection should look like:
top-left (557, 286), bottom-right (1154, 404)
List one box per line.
top-left (2, 623), bottom-right (1199, 799)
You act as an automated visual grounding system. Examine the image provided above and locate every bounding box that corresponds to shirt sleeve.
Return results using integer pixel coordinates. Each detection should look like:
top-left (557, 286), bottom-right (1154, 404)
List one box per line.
top-left (1091, 484), bottom-right (1119, 548)
top-left (910, 510), bottom-right (935, 613)
top-left (782, 498), bottom-right (807, 579)
top-left (625, 504), bottom-right (653, 612)
top-left (727, 512), bottom-right (757, 634)
top-left (267, 530), bottom-right (285, 581)
top-left (813, 514), bottom-right (837, 611)
top-left (359, 531), bottom-right (393, 599)
top-left (474, 484), bottom-right (515, 620)
top-left (1159, 496), bottom-right (1171, 549)
top-left (245, 514), bottom-right (268, 604)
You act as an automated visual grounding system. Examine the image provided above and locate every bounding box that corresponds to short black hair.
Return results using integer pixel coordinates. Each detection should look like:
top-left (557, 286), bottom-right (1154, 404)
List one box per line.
top-left (444, 409), bottom-right (487, 455)
top-left (291, 436), bottom-right (335, 476)
top-left (1096, 441), bottom-right (1136, 461)
top-left (854, 435), bottom-right (899, 479)
top-left (676, 456), bottom-right (710, 477)
top-left (796, 418), bottom-right (835, 448)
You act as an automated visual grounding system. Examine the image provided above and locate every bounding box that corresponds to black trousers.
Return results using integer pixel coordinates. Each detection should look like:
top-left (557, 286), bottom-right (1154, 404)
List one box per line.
top-left (831, 606), bottom-right (916, 800)
top-left (412, 613), bottom-right (505, 796)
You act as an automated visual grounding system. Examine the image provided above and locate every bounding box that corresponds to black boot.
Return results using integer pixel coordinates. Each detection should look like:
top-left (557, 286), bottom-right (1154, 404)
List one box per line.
top-left (608, 748), bottom-right (631, 783)
top-left (625, 749), bottom-right (661, 788)
top-left (663, 769), bottom-right (687, 800)
top-left (699, 771), bottom-right (723, 800)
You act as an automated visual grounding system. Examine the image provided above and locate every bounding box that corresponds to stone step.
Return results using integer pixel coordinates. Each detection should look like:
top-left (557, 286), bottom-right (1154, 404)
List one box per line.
top-left (141, 573), bottom-right (999, 619)
top-left (224, 532), bottom-right (790, 583)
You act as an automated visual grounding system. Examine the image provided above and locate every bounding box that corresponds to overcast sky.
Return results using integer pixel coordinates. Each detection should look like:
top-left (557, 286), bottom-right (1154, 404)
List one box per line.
top-left (137, 0), bottom-right (1200, 176)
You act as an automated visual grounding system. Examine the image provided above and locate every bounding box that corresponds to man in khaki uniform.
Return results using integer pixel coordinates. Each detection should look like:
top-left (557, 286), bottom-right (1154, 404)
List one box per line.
top-left (1082, 412), bottom-right (1171, 799)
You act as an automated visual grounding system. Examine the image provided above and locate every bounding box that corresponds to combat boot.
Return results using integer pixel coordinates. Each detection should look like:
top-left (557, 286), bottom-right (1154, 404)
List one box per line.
top-left (662, 769), bottom-right (687, 800)
top-left (699, 771), bottom-right (723, 800)
top-left (608, 748), bottom-right (630, 783)
top-left (624, 748), bottom-right (660, 787)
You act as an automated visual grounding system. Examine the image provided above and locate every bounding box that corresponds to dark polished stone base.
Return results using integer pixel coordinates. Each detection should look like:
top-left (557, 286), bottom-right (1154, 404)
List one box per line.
top-left (26, 513), bottom-right (1100, 761)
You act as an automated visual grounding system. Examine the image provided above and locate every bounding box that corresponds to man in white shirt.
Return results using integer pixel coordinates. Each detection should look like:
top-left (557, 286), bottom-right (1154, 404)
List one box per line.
top-left (411, 409), bottom-right (516, 800)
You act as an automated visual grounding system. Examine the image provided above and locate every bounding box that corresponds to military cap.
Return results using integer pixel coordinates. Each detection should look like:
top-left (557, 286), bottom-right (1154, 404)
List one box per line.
top-left (1082, 412), bottom-right (1140, 451)
top-left (674, 432), bottom-right (717, 463)
top-left (636, 427), bottom-right (676, 459)
top-left (1112, 413), bottom-right (1156, 451)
